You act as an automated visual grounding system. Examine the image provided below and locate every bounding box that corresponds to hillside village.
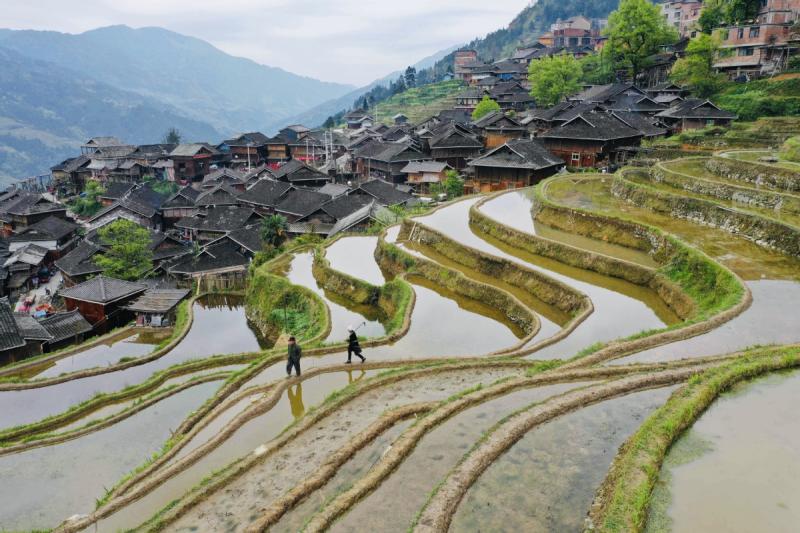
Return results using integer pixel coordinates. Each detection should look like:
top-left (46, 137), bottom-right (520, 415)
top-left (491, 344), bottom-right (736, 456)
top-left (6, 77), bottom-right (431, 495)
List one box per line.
top-left (1, 0), bottom-right (798, 358)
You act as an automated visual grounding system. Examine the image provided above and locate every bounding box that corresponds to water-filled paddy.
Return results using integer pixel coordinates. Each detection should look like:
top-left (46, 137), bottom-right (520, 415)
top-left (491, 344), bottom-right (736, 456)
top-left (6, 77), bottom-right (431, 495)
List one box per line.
top-left (0, 294), bottom-right (267, 430)
top-left (647, 371), bottom-right (800, 532)
top-left (0, 379), bottom-right (222, 531)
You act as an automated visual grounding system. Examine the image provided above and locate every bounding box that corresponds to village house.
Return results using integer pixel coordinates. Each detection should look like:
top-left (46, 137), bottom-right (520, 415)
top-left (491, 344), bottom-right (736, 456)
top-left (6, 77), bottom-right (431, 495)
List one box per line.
top-left (160, 186), bottom-right (202, 227)
top-left (37, 310), bottom-right (93, 351)
top-left (467, 139), bottom-right (564, 192)
top-left (123, 288), bottom-right (190, 327)
top-left (221, 132), bottom-right (270, 169)
top-left (6, 311), bottom-right (52, 361)
top-left (265, 134), bottom-right (292, 164)
top-left (427, 122), bottom-right (484, 170)
top-left (8, 216), bottom-right (79, 260)
top-left (454, 87), bottom-right (488, 112)
top-left (343, 110), bottom-right (375, 130)
top-left (195, 184), bottom-right (242, 208)
top-left (661, 0), bottom-right (704, 38)
top-left (169, 144), bottom-right (219, 185)
top-left (713, 0), bottom-right (800, 79)
top-left (201, 168), bottom-right (248, 191)
top-left (174, 205), bottom-right (263, 243)
top-left (454, 49), bottom-right (479, 80)
top-left (81, 136), bottom-right (126, 155)
top-left (472, 111), bottom-right (528, 149)
top-left (58, 275), bottom-right (148, 332)
top-left (400, 161), bottom-right (454, 194)
top-left (3, 243), bottom-right (48, 300)
top-left (0, 191), bottom-right (68, 235)
top-left (656, 98), bottom-right (738, 132)
top-left (271, 159), bottom-right (331, 187)
top-left (490, 81), bottom-right (536, 112)
top-left (87, 183), bottom-right (168, 231)
top-left (50, 155), bottom-right (91, 197)
top-left (279, 125), bottom-right (311, 142)
top-left (352, 178), bottom-right (416, 207)
top-left (540, 110), bottom-right (644, 168)
top-left (166, 238), bottom-right (251, 288)
top-left (353, 141), bottom-right (426, 183)
top-left (1, 300), bottom-right (36, 361)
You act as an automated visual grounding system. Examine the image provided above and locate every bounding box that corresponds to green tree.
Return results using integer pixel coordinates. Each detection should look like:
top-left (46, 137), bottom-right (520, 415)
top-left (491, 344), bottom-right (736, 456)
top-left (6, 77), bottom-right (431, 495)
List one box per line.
top-left (528, 53), bottom-right (583, 107)
top-left (670, 34), bottom-right (726, 97)
top-left (323, 116), bottom-right (336, 129)
top-left (162, 127), bottom-right (182, 145)
top-left (605, 0), bottom-right (679, 81)
top-left (579, 50), bottom-right (614, 85)
top-left (94, 219), bottom-right (153, 281)
top-left (472, 95), bottom-right (501, 120)
top-left (70, 180), bottom-right (105, 217)
top-left (698, 0), bottom-right (725, 33)
top-left (727, 0), bottom-right (760, 24)
top-left (261, 214), bottom-right (288, 248)
top-left (781, 136), bottom-right (800, 162)
top-left (443, 170), bottom-right (464, 199)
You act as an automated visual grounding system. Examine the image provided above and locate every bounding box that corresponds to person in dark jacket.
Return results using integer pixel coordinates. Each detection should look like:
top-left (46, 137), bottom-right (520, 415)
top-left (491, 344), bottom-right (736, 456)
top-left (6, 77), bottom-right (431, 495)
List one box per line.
top-left (286, 336), bottom-right (302, 377)
top-left (346, 325), bottom-right (366, 364)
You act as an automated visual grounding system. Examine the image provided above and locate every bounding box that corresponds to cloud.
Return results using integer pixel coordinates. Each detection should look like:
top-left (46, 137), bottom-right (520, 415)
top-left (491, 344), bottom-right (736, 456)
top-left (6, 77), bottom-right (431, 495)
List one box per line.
top-left (0, 0), bottom-right (528, 84)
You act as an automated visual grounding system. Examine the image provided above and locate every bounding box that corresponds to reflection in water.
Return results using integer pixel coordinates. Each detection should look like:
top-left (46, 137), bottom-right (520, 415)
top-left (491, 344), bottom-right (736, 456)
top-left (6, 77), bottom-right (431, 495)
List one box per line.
top-left (0, 295), bottom-right (267, 430)
top-left (326, 236), bottom-right (387, 286)
top-left (648, 371), bottom-right (800, 533)
top-left (287, 384), bottom-right (305, 419)
top-left (347, 368), bottom-right (366, 384)
top-left (452, 385), bottom-right (676, 532)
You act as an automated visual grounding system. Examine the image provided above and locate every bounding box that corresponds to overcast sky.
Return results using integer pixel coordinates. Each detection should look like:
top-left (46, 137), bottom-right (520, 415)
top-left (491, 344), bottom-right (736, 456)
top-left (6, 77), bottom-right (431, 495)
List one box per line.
top-left (2, 0), bottom-right (530, 85)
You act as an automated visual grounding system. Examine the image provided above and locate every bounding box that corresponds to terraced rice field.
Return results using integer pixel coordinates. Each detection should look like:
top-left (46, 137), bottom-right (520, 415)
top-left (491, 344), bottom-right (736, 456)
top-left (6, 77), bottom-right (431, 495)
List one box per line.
top-left (1, 150), bottom-right (799, 532)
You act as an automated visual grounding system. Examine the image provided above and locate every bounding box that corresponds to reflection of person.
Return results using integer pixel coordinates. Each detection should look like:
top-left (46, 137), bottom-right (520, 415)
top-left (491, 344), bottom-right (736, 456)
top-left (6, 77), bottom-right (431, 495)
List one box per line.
top-left (347, 369), bottom-right (366, 384)
top-left (286, 336), bottom-right (302, 377)
top-left (287, 383), bottom-right (305, 419)
top-left (346, 325), bottom-right (366, 364)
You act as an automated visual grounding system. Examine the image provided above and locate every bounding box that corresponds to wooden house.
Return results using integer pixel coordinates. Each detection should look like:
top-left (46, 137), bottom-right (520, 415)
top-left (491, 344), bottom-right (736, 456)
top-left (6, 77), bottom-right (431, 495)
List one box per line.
top-left (472, 111), bottom-right (527, 149)
top-left (400, 161), bottom-right (454, 194)
top-left (353, 141), bottom-right (426, 183)
top-left (58, 276), bottom-right (147, 332)
top-left (8, 216), bottom-right (79, 260)
top-left (161, 186), bottom-right (202, 228)
top-left (468, 139), bottom-right (565, 192)
top-left (123, 288), bottom-right (190, 327)
top-left (87, 183), bottom-right (168, 231)
top-left (655, 99), bottom-right (737, 133)
top-left (265, 134), bottom-right (292, 164)
top-left (167, 239), bottom-right (251, 288)
top-left (272, 159), bottom-right (331, 187)
top-left (0, 192), bottom-right (68, 235)
top-left (174, 206), bottom-right (262, 243)
top-left (224, 132), bottom-right (270, 169)
top-left (169, 144), bottom-right (219, 185)
top-left (428, 123), bottom-right (484, 170)
top-left (540, 110), bottom-right (644, 168)
top-left (200, 168), bottom-right (247, 191)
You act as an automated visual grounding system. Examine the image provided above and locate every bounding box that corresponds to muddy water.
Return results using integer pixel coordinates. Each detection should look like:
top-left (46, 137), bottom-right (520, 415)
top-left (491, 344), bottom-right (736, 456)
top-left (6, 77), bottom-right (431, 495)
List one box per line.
top-left (285, 251), bottom-right (386, 342)
top-left (0, 295), bottom-right (267, 430)
top-left (411, 198), bottom-right (677, 359)
top-left (272, 418), bottom-right (415, 533)
top-left (405, 240), bottom-right (565, 340)
top-left (613, 280), bottom-right (800, 365)
top-left (30, 330), bottom-right (167, 379)
top-left (330, 381), bottom-right (593, 532)
top-left (326, 235), bottom-right (386, 285)
top-left (164, 367), bottom-right (522, 533)
top-left (100, 368), bottom-right (519, 532)
top-left (0, 379), bottom-right (222, 531)
top-left (545, 176), bottom-right (800, 281)
top-left (647, 371), bottom-right (800, 532)
top-left (481, 189), bottom-right (659, 267)
top-left (451, 385), bottom-right (677, 532)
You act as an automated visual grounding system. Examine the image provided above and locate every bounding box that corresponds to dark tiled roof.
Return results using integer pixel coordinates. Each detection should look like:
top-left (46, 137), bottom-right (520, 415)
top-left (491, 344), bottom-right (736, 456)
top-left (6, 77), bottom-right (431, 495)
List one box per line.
top-left (225, 226), bottom-right (265, 254)
top-left (401, 161), bottom-right (451, 173)
top-left (0, 298), bottom-right (25, 351)
top-left (169, 143), bottom-right (218, 157)
top-left (0, 193), bottom-right (66, 217)
top-left (238, 179), bottom-right (293, 207)
top-left (272, 160), bottom-right (330, 183)
top-left (612, 111), bottom-right (668, 138)
top-left (572, 83), bottom-right (644, 103)
top-left (167, 239), bottom-right (250, 275)
top-left (329, 202), bottom-right (396, 237)
top-left (656, 99), bottom-right (737, 120)
top-left (84, 136), bottom-right (125, 147)
top-left (100, 182), bottom-right (135, 201)
top-left (227, 132), bottom-right (270, 147)
top-left (317, 183), bottom-right (351, 198)
top-left (13, 313), bottom-right (52, 341)
top-left (528, 101), bottom-right (575, 122)
top-left (90, 183), bottom-right (168, 221)
top-left (123, 288), bottom-right (190, 313)
top-left (195, 184), bottom-right (241, 207)
top-left (605, 94), bottom-right (666, 113)
top-left (320, 193), bottom-right (373, 220)
top-left (357, 179), bottom-right (414, 206)
top-left (59, 275), bottom-right (147, 304)
top-left (40, 310), bottom-right (93, 343)
top-left (201, 167), bottom-right (246, 186)
top-left (175, 206), bottom-right (260, 233)
top-left (436, 109), bottom-right (473, 124)
top-left (131, 144), bottom-right (176, 158)
top-left (54, 240), bottom-right (103, 277)
top-left (429, 124), bottom-right (483, 149)
top-left (275, 189), bottom-right (332, 218)
top-left (162, 185), bottom-right (202, 208)
top-left (470, 139), bottom-right (564, 170)
top-left (9, 216), bottom-right (78, 242)
top-left (540, 111), bottom-right (643, 142)
top-left (472, 111), bottom-right (524, 130)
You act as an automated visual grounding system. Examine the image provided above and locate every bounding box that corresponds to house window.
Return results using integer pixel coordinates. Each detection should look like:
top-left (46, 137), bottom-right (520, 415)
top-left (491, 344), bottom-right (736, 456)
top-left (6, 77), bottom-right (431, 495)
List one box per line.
top-left (571, 153), bottom-right (581, 162)
top-left (749, 26), bottom-right (760, 38)
top-left (737, 27), bottom-right (744, 39)
top-left (738, 47), bottom-right (755, 56)
top-left (706, 119), bottom-right (715, 127)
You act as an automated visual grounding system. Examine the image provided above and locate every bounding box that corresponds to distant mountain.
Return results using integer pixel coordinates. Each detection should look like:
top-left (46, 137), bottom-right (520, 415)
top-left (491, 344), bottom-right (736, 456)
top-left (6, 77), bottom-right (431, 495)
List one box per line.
top-left (0, 45), bottom-right (221, 184)
top-left (280, 44), bottom-right (462, 130)
top-left (0, 25), bottom-right (355, 135)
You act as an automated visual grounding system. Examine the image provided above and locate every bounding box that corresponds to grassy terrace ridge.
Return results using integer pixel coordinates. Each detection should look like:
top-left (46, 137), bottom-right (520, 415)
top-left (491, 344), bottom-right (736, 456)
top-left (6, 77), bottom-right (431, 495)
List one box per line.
top-left (588, 345), bottom-right (800, 532)
top-left (372, 79), bottom-right (465, 124)
top-left (533, 174), bottom-right (747, 365)
top-left (646, 116), bottom-right (800, 151)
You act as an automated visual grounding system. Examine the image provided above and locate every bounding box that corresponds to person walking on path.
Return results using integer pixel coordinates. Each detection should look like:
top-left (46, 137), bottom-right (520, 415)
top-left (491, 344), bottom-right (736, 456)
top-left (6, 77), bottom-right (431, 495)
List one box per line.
top-left (286, 336), bottom-right (302, 377)
top-left (346, 325), bottom-right (366, 364)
